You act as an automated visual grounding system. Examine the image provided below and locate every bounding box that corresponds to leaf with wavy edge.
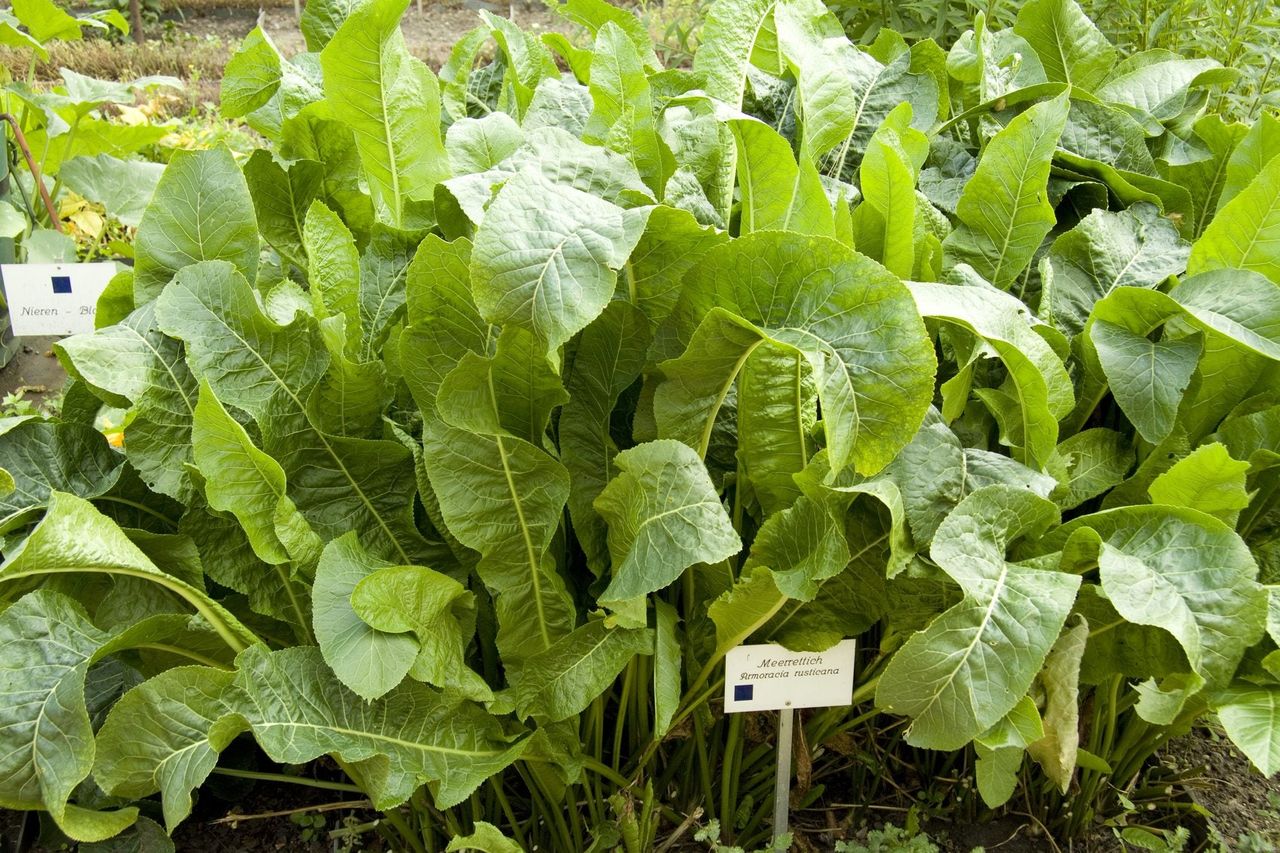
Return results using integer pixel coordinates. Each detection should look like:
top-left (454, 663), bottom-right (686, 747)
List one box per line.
top-left (877, 486), bottom-right (1079, 750)
top-left (657, 231), bottom-right (934, 476)
top-left (942, 94), bottom-right (1069, 291)
top-left (156, 261), bottom-right (427, 564)
top-left (595, 440), bottom-right (741, 609)
top-left (320, 0), bottom-right (448, 226)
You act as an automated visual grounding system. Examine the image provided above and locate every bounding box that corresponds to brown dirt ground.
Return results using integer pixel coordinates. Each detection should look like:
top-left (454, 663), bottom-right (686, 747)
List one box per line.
top-left (164, 0), bottom-right (572, 68)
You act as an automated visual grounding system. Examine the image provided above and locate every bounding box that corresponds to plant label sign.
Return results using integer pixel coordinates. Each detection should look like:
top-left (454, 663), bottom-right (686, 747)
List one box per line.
top-left (0, 262), bottom-right (117, 336)
top-left (723, 640), bottom-right (857, 713)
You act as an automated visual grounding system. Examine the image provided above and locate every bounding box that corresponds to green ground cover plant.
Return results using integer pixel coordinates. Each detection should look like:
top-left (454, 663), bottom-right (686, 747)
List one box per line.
top-left (3, 0), bottom-right (1280, 848)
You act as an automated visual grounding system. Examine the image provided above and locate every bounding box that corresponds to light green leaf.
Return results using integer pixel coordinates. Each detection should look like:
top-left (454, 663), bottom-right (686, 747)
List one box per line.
top-left (659, 232), bottom-right (935, 476)
top-left (1096, 51), bottom-right (1230, 125)
top-left (59, 154), bottom-right (165, 229)
top-left (1090, 321), bottom-right (1201, 446)
top-left (908, 279), bottom-right (1073, 467)
top-left (220, 27), bottom-right (282, 118)
top-left (692, 0), bottom-right (779, 108)
top-left (772, 0), bottom-right (859, 159)
top-left (470, 170), bottom-right (649, 355)
top-left (552, 0), bottom-right (660, 69)
top-left (852, 103), bottom-right (927, 278)
top-left (320, 0), bottom-right (448, 226)
top-left (512, 619), bottom-right (653, 721)
top-left (1147, 442), bottom-right (1251, 524)
top-left (729, 117), bottom-right (833, 237)
top-left (1059, 505), bottom-right (1266, 688)
top-left (446, 821), bottom-right (524, 853)
top-left (0, 493), bottom-right (258, 652)
top-left (299, 0), bottom-right (361, 50)
top-left (584, 22), bottom-right (664, 194)
top-left (351, 564), bottom-right (490, 700)
top-left (1027, 616), bottom-right (1088, 792)
top-left (1013, 0), bottom-right (1116, 90)
top-left (133, 148), bottom-right (259, 304)
top-left (313, 533), bottom-right (418, 701)
top-left (942, 94), bottom-right (1069, 291)
top-left (57, 302), bottom-right (196, 501)
top-left (93, 666), bottom-right (238, 832)
top-left (877, 486), bottom-right (1079, 750)
top-left (423, 332), bottom-right (575, 681)
top-left (595, 440), bottom-right (741, 608)
top-left (233, 645), bottom-right (528, 809)
top-left (737, 339), bottom-right (817, 515)
top-left (1215, 686), bottom-right (1280, 776)
top-left (1220, 112), bottom-right (1280, 210)
top-left (1188, 151), bottom-right (1280, 284)
top-left (653, 600), bottom-right (681, 737)
top-left (191, 381), bottom-right (317, 615)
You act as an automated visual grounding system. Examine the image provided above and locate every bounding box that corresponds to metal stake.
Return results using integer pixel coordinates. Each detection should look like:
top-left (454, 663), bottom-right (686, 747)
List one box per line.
top-left (773, 705), bottom-right (793, 845)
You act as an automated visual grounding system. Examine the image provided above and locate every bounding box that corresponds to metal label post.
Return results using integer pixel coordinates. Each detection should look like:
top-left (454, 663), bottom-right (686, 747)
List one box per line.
top-left (773, 705), bottom-right (794, 845)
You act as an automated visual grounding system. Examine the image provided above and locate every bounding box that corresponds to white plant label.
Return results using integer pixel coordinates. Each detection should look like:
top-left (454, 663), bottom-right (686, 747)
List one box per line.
top-left (1, 262), bottom-right (117, 336)
top-left (723, 640), bottom-right (857, 713)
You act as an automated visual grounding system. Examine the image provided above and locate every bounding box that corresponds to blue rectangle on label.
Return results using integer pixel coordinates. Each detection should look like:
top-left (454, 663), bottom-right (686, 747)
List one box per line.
top-left (51, 275), bottom-right (72, 294)
top-left (733, 684), bottom-right (753, 701)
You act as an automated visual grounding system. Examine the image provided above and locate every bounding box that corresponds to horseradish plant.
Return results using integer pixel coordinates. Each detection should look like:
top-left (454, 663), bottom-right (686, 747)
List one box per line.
top-left (2, 0), bottom-right (1280, 846)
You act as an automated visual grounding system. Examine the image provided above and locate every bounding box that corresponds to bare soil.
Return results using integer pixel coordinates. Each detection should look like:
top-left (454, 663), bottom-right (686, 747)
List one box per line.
top-left (166, 1), bottom-right (572, 68)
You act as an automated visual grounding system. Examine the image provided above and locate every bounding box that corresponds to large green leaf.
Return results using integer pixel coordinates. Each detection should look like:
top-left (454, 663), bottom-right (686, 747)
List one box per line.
top-left (942, 94), bottom-right (1069, 291)
top-left (190, 380), bottom-right (317, 624)
top-left (1215, 686), bottom-right (1280, 776)
top-left (470, 169), bottom-right (649, 355)
top-left (851, 103), bottom-right (927, 278)
top-left (1086, 270), bottom-right (1280, 444)
top-left (132, 148), bottom-right (258, 304)
top-left (351, 564), bottom-right (490, 700)
top-left (233, 645), bottom-right (527, 809)
top-left (156, 261), bottom-right (427, 563)
top-left (772, 0), bottom-right (860, 160)
top-left (320, 0), bottom-right (448, 225)
top-left (595, 440), bottom-right (741, 608)
top-left (93, 666), bottom-right (238, 831)
top-left (1188, 152), bottom-right (1280, 284)
top-left (583, 22), bottom-right (664, 194)
top-left (511, 619), bottom-right (653, 721)
top-left (729, 117), bottom-right (833, 237)
top-left (1039, 204), bottom-right (1189, 337)
top-left (421, 311), bottom-right (576, 683)
top-left (313, 533), bottom-right (418, 701)
top-left (220, 26), bottom-right (282, 118)
top-left (1147, 442), bottom-right (1250, 524)
top-left (0, 591), bottom-right (137, 841)
top-left (877, 486), bottom-right (1080, 750)
top-left (908, 280), bottom-right (1073, 467)
top-left (691, 0), bottom-right (778, 108)
top-left (1052, 506), bottom-right (1266, 688)
top-left (1012, 0), bottom-right (1116, 90)
top-left (657, 231), bottom-right (935, 476)
top-left (0, 493), bottom-right (258, 652)
top-left (1220, 112), bottom-right (1280, 210)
